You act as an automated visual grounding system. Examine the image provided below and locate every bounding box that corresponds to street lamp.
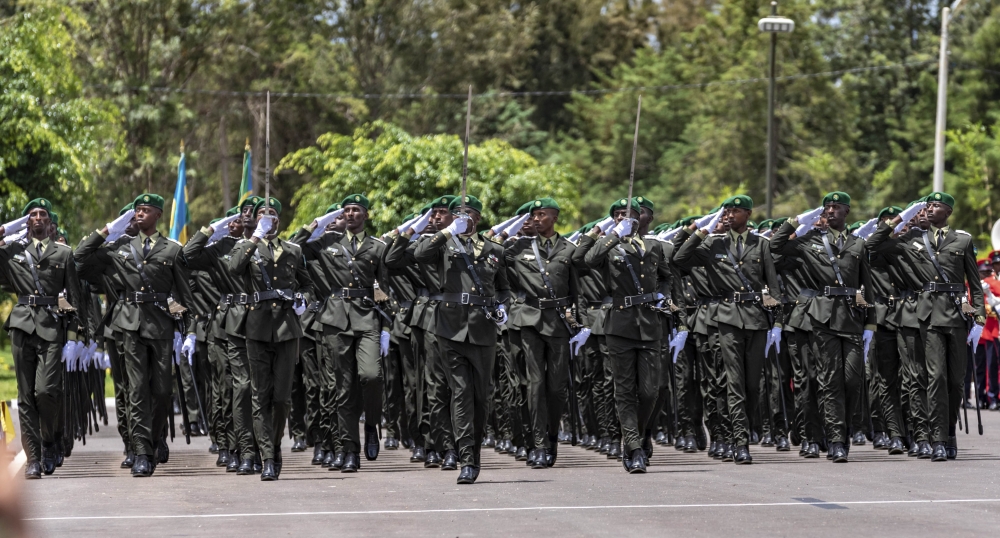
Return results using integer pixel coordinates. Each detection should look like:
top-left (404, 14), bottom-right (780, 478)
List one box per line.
top-left (758, 1), bottom-right (794, 219)
top-left (932, 0), bottom-right (966, 192)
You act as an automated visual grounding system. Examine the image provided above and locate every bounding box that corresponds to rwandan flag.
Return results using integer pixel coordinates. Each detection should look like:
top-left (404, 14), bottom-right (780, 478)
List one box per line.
top-left (169, 140), bottom-right (190, 244)
top-left (239, 139), bottom-right (253, 203)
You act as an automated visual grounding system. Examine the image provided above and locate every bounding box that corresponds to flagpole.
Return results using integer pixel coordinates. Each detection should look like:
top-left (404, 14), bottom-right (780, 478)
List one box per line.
top-left (265, 91), bottom-right (270, 213)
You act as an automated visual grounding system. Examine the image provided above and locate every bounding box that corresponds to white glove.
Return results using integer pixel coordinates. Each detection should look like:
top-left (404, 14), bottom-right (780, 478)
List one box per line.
top-left (658, 227), bottom-right (682, 242)
top-left (3, 228), bottom-right (27, 244)
top-left (409, 210), bottom-right (433, 234)
top-left (93, 351), bottom-right (104, 369)
top-left (764, 326), bottom-right (782, 357)
top-left (182, 334), bottom-right (197, 365)
top-left (596, 217), bottom-right (615, 234)
top-left (671, 330), bottom-right (689, 363)
top-left (703, 210), bottom-right (723, 234)
top-left (567, 231), bottom-right (581, 243)
top-left (796, 206), bottom-right (825, 229)
top-left (654, 292), bottom-right (666, 309)
top-left (252, 215), bottom-right (275, 240)
top-left (694, 210), bottom-right (720, 231)
top-left (852, 217), bottom-right (878, 239)
top-left (761, 229), bottom-right (773, 238)
top-left (106, 209), bottom-right (135, 242)
top-left (569, 328), bottom-right (592, 357)
top-left (611, 218), bottom-right (633, 237)
top-left (445, 214), bottom-right (471, 236)
top-left (61, 341), bottom-right (75, 364)
top-left (494, 304), bottom-right (508, 326)
top-left (862, 329), bottom-right (874, 363)
top-left (397, 214), bottom-right (421, 235)
top-left (293, 299), bottom-right (307, 316)
top-left (380, 330), bottom-right (390, 357)
top-left (894, 202), bottom-right (927, 233)
top-left (490, 215), bottom-right (519, 235)
top-left (969, 324), bottom-right (985, 355)
top-left (502, 214), bottom-right (531, 237)
top-left (85, 340), bottom-right (98, 368)
top-left (1, 215), bottom-right (29, 237)
top-left (173, 331), bottom-right (183, 366)
top-left (209, 214), bottom-right (241, 243)
top-left (309, 209), bottom-right (345, 242)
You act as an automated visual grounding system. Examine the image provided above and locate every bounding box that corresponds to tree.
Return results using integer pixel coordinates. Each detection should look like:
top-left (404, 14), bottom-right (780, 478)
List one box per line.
top-left (278, 121), bottom-right (582, 234)
top-left (0, 2), bottom-right (123, 234)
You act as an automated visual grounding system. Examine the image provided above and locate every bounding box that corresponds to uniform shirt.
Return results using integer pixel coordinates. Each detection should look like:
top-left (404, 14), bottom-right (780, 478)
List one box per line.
top-left (981, 274), bottom-right (1000, 341)
top-left (28, 237), bottom-right (49, 258)
top-left (930, 225), bottom-right (950, 247)
top-left (345, 229), bottom-right (366, 252)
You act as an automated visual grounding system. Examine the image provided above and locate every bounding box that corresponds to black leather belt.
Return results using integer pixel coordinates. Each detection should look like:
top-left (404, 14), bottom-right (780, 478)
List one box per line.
top-left (251, 289), bottom-right (294, 303)
top-left (524, 296), bottom-right (574, 309)
top-left (17, 295), bottom-right (57, 306)
top-left (330, 288), bottom-right (374, 299)
top-left (726, 291), bottom-right (761, 303)
top-left (697, 296), bottom-right (723, 305)
top-left (801, 287), bottom-right (856, 297)
top-left (222, 293), bottom-right (250, 305)
top-left (613, 292), bottom-right (659, 309)
top-left (127, 292), bottom-right (169, 304)
top-left (923, 282), bottom-right (964, 293)
top-left (588, 298), bottom-right (613, 308)
top-left (416, 288), bottom-right (430, 297)
top-left (431, 293), bottom-right (498, 307)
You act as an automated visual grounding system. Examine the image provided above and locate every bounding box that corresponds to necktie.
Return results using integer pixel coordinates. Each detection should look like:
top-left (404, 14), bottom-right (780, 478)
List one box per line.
top-left (545, 239), bottom-right (552, 258)
top-left (267, 241), bottom-right (274, 259)
top-left (143, 237), bottom-right (150, 257)
top-left (36, 243), bottom-right (42, 259)
top-left (351, 236), bottom-right (358, 255)
top-left (937, 230), bottom-right (944, 248)
top-left (836, 234), bottom-right (844, 250)
top-left (736, 236), bottom-right (744, 258)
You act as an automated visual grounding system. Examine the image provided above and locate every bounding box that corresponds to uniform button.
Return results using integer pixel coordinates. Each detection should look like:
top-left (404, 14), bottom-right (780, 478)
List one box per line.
top-left (472, 287), bottom-right (476, 292)
top-left (272, 303), bottom-right (277, 307)
top-left (273, 277), bottom-right (277, 281)
top-left (741, 287), bottom-right (745, 291)
top-left (141, 287), bottom-right (145, 291)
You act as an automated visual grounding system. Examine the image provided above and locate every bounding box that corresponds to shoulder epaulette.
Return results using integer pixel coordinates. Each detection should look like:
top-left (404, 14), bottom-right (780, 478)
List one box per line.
top-left (956, 230), bottom-right (971, 237)
top-left (53, 241), bottom-right (71, 248)
top-left (371, 237), bottom-right (386, 245)
top-left (166, 237), bottom-right (182, 246)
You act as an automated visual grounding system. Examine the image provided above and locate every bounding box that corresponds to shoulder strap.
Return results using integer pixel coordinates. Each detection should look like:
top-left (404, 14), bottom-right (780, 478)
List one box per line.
top-left (252, 248), bottom-right (274, 291)
top-left (723, 239), bottom-right (755, 293)
top-left (615, 244), bottom-right (644, 295)
top-left (451, 236), bottom-right (485, 292)
top-left (921, 231), bottom-right (950, 283)
top-left (820, 232), bottom-right (846, 286)
top-left (530, 239), bottom-right (558, 299)
top-left (127, 243), bottom-right (156, 291)
top-left (22, 247), bottom-right (47, 296)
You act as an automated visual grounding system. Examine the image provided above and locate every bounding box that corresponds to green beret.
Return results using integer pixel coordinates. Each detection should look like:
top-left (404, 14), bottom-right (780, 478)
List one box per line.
top-left (822, 191), bottom-right (851, 207)
top-left (325, 203), bottom-right (343, 214)
top-left (120, 203), bottom-right (135, 216)
top-left (747, 220), bottom-right (757, 230)
top-left (906, 199), bottom-right (923, 209)
top-left (133, 193), bottom-right (165, 211)
top-left (341, 193), bottom-right (370, 209)
top-left (21, 198), bottom-right (53, 217)
top-left (579, 220), bottom-right (599, 235)
top-left (49, 212), bottom-right (59, 226)
top-left (651, 223), bottom-right (667, 234)
top-left (419, 202), bottom-right (435, 215)
top-left (771, 217), bottom-right (788, 229)
top-left (926, 191), bottom-right (955, 208)
top-left (210, 217), bottom-right (223, 225)
top-left (252, 197), bottom-right (282, 216)
top-left (430, 195), bottom-right (457, 210)
top-left (515, 201), bottom-right (534, 216)
top-left (241, 196), bottom-right (263, 210)
top-left (680, 215), bottom-right (700, 227)
top-left (531, 198), bottom-right (560, 212)
top-left (722, 195), bottom-right (753, 210)
top-left (756, 219), bottom-right (772, 231)
top-left (402, 213), bottom-right (415, 222)
top-left (608, 197), bottom-right (641, 217)
top-left (877, 206), bottom-right (903, 220)
top-left (634, 196), bottom-right (654, 212)
top-left (848, 220), bottom-right (865, 232)
top-left (448, 195), bottom-right (484, 214)
top-left (225, 206), bottom-right (240, 217)
top-left (56, 228), bottom-right (67, 240)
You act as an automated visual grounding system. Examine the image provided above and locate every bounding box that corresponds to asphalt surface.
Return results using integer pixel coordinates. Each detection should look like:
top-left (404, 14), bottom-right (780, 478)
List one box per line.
top-left (10, 402), bottom-right (1000, 537)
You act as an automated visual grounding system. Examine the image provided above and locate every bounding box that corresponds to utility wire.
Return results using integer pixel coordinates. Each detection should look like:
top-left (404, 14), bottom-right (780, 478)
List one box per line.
top-left (85, 59), bottom-right (939, 101)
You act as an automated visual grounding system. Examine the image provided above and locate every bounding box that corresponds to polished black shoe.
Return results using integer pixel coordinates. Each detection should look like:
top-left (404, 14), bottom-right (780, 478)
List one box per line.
top-left (918, 441), bottom-right (933, 459)
top-left (131, 455), bottom-right (153, 477)
top-left (340, 452), bottom-right (359, 472)
top-left (457, 465), bottom-right (477, 484)
top-left (734, 445), bottom-right (752, 465)
top-left (760, 433), bottom-right (775, 447)
top-left (401, 438), bottom-right (414, 449)
top-left (709, 441), bottom-right (719, 457)
top-left (530, 448), bottom-right (548, 469)
top-left (312, 447), bottom-right (326, 465)
top-left (908, 440), bottom-right (920, 457)
top-left (441, 450), bottom-right (459, 471)
top-left (274, 456), bottom-right (283, 478)
top-left (558, 430), bottom-right (571, 444)
top-left (798, 442), bottom-right (808, 457)
top-left (291, 437), bottom-right (307, 452)
top-left (156, 439), bottom-right (170, 464)
top-left (410, 446), bottom-right (426, 463)
top-left (525, 448), bottom-right (537, 466)
top-left (252, 454), bottom-right (262, 474)
top-left (851, 431), bottom-right (866, 446)
top-left (544, 444), bottom-right (558, 468)
top-left (695, 429), bottom-right (707, 451)
top-left (628, 449), bottom-right (647, 474)
top-left (930, 442), bottom-right (947, 462)
top-left (424, 450), bottom-right (442, 468)
top-left (598, 438), bottom-right (610, 454)
top-left (209, 442), bottom-right (219, 454)
top-left (654, 430), bottom-right (666, 444)
top-left (713, 443), bottom-right (726, 460)
top-left (721, 444), bottom-right (734, 462)
top-left (829, 442), bottom-right (848, 463)
top-left (384, 437), bottom-right (399, 450)
top-left (750, 431), bottom-right (760, 445)
top-left (237, 456), bottom-right (254, 475)
top-left (24, 461), bottom-right (42, 479)
top-left (121, 450), bottom-right (135, 469)
top-left (673, 435), bottom-right (685, 450)
top-left (584, 435), bottom-right (598, 450)
top-left (514, 446), bottom-right (528, 460)
top-left (41, 446), bottom-right (56, 475)
top-left (189, 423), bottom-right (203, 437)
top-left (260, 459), bottom-right (278, 481)
top-left (872, 432), bottom-right (888, 450)
top-left (946, 437), bottom-right (957, 460)
top-left (683, 435), bottom-right (698, 453)
top-left (502, 440), bottom-right (515, 454)
top-left (483, 433), bottom-right (496, 448)
top-left (321, 450), bottom-right (335, 467)
top-left (216, 449), bottom-right (230, 467)
top-left (887, 437), bottom-right (905, 455)
top-left (364, 426), bottom-right (380, 461)
top-left (621, 447), bottom-right (633, 471)
top-left (774, 436), bottom-right (790, 451)
top-left (608, 442), bottom-right (622, 460)
top-left (227, 454), bottom-right (241, 472)
top-left (805, 443), bottom-right (820, 458)
top-left (330, 452), bottom-right (345, 470)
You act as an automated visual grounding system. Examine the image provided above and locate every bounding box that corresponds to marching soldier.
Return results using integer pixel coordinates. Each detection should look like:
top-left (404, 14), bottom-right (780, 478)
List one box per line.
top-left (674, 195), bottom-right (780, 464)
top-left (0, 199), bottom-right (81, 478)
top-left (867, 192), bottom-right (985, 460)
top-left (412, 195), bottom-right (510, 484)
top-left (228, 197), bottom-right (313, 480)
top-left (75, 193), bottom-right (196, 477)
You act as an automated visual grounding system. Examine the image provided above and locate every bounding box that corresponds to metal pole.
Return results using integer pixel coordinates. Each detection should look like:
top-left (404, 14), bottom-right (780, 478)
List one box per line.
top-left (932, 7), bottom-right (951, 193)
top-left (265, 91), bottom-right (271, 212)
top-left (765, 1), bottom-right (778, 220)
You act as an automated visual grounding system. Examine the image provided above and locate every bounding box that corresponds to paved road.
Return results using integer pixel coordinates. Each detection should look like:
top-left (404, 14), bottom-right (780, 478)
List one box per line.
top-left (11, 404), bottom-right (1000, 537)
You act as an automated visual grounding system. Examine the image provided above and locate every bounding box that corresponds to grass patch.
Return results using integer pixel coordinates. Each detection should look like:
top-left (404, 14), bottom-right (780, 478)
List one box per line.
top-left (0, 346), bottom-right (115, 401)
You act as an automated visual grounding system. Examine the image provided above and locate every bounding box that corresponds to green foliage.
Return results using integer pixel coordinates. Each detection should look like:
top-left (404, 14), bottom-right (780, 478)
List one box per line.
top-left (945, 124), bottom-right (1000, 245)
top-left (279, 121), bottom-right (582, 234)
top-left (0, 3), bottom-right (123, 233)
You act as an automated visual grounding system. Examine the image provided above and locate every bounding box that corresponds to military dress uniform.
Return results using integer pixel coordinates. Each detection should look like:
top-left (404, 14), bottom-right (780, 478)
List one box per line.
top-left (228, 197), bottom-right (313, 479)
top-left (412, 195), bottom-right (510, 483)
top-left (74, 193), bottom-right (196, 476)
top-left (0, 199), bottom-right (82, 477)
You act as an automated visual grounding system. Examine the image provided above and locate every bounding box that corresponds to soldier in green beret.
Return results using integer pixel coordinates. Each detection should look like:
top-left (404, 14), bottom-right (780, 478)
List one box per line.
top-left (75, 193), bottom-right (197, 477)
top-left (868, 191), bottom-right (985, 460)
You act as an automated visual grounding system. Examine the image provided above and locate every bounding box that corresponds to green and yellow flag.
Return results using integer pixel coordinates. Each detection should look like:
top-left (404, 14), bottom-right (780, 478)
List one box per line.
top-left (239, 138), bottom-right (253, 204)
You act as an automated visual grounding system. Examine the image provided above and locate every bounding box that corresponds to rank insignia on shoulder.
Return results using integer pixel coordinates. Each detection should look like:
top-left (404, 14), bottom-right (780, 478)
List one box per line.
top-left (326, 247), bottom-right (339, 255)
top-left (913, 242), bottom-right (924, 250)
top-left (714, 253), bottom-right (728, 259)
top-left (13, 254), bottom-right (25, 263)
top-left (523, 254), bottom-right (535, 261)
top-left (612, 255), bottom-right (623, 262)
top-left (118, 250), bottom-right (130, 258)
top-left (488, 254), bottom-right (499, 264)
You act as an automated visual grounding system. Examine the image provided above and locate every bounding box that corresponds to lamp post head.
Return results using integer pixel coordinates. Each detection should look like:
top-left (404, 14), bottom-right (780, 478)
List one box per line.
top-left (758, 16), bottom-right (794, 33)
